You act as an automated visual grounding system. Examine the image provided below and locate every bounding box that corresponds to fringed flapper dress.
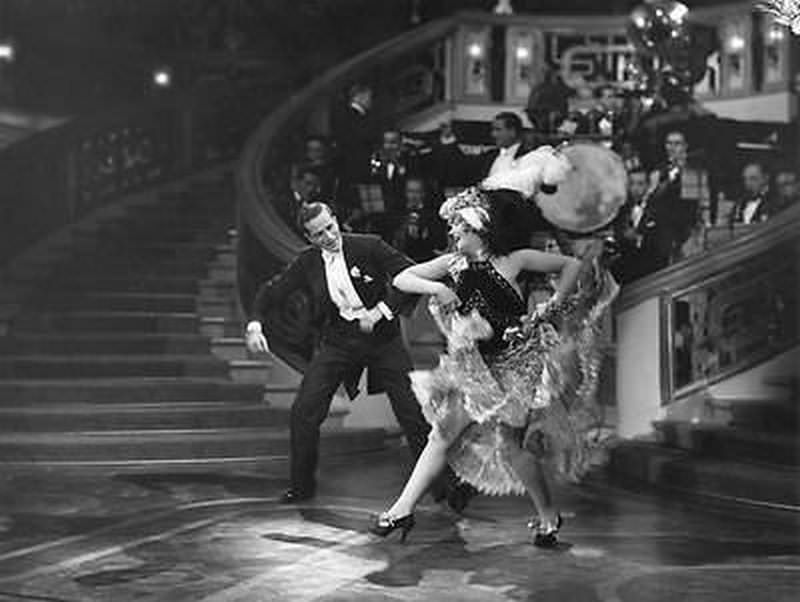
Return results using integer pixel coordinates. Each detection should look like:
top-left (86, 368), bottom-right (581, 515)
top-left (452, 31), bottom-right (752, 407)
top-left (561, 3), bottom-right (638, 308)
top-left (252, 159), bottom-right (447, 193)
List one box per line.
top-left (410, 256), bottom-right (618, 496)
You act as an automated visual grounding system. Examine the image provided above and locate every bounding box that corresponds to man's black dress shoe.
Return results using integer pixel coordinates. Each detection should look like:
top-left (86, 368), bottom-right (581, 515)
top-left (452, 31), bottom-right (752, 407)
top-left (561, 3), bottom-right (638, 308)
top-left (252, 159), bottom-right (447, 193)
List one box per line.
top-left (278, 489), bottom-right (315, 504)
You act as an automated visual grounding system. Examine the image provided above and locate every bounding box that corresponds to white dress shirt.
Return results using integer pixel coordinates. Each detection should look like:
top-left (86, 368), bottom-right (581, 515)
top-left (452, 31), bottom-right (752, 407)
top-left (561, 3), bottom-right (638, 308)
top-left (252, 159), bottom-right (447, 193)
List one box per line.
top-left (630, 200), bottom-right (647, 229)
top-left (742, 198), bottom-right (763, 224)
top-left (322, 249), bottom-right (368, 321)
top-left (322, 249), bottom-right (393, 322)
top-left (488, 143), bottom-right (521, 176)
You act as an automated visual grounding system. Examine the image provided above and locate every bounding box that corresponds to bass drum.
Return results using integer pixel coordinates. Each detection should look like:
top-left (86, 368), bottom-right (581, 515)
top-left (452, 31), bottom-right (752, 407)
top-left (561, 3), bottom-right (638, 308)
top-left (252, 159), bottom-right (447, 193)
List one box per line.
top-left (535, 143), bottom-right (627, 233)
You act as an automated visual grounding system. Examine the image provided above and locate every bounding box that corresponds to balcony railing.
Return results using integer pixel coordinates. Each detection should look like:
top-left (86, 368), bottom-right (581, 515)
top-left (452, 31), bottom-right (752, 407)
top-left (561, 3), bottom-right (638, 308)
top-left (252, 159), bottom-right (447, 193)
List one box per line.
top-left (0, 78), bottom-right (281, 265)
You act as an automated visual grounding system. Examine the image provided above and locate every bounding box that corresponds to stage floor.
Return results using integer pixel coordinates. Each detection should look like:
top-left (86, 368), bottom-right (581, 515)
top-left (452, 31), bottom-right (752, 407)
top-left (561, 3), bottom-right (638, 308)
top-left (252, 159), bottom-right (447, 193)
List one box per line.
top-left (0, 447), bottom-right (798, 601)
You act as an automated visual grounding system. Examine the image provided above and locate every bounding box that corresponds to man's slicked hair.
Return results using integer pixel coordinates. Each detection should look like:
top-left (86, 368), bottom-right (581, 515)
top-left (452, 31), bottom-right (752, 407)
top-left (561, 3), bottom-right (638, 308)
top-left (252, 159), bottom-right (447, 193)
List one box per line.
top-left (494, 111), bottom-right (524, 135)
top-left (297, 201), bottom-right (334, 233)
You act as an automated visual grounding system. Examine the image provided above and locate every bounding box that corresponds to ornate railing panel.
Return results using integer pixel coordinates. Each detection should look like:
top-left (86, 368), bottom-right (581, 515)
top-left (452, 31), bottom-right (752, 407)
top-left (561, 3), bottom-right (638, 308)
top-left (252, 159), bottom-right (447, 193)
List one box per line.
top-left (617, 203), bottom-right (800, 405)
top-left (0, 79), bottom-right (277, 264)
top-left (661, 241), bottom-right (798, 401)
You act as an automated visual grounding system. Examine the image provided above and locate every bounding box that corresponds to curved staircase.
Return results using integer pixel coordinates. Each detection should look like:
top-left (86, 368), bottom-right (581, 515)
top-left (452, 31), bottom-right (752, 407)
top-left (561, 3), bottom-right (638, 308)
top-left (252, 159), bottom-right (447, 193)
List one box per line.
top-left (0, 173), bottom-right (386, 473)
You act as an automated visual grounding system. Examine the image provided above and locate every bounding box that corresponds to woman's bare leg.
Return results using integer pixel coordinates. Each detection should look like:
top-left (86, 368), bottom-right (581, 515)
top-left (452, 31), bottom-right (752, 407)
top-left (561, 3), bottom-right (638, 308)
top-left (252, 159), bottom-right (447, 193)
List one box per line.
top-left (502, 439), bottom-right (558, 527)
top-left (385, 409), bottom-right (473, 518)
top-left (385, 428), bottom-right (450, 518)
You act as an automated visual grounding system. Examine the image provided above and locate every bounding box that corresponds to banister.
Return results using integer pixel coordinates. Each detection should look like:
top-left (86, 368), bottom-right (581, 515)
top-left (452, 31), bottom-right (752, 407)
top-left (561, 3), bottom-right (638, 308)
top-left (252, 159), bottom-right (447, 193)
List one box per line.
top-left (616, 203), bottom-right (800, 312)
top-left (0, 78), bottom-right (278, 265)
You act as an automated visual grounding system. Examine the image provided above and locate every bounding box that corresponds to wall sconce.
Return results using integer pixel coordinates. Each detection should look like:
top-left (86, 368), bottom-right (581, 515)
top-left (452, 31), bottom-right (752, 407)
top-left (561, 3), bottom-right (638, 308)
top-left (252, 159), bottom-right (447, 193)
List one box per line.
top-left (152, 66), bottom-right (173, 88)
top-left (515, 46), bottom-right (531, 61)
top-left (726, 34), bottom-right (745, 52)
top-left (0, 39), bottom-right (16, 63)
top-left (467, 42), bottom-right (484, 58)
top-left (767, 26), bottom-right (785, 43)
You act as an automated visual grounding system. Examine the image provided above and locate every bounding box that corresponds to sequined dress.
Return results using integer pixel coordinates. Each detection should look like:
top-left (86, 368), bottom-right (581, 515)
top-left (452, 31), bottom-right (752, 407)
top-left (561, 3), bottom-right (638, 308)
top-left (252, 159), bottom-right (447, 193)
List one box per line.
top-left (410, 256), bottom-right (617, 495)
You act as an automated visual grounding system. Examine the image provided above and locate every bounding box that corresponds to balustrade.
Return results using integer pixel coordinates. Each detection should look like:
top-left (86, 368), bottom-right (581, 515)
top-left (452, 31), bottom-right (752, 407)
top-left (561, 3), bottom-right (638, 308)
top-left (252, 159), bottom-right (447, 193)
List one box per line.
top-left (0, 79), bottom-right (276, 264)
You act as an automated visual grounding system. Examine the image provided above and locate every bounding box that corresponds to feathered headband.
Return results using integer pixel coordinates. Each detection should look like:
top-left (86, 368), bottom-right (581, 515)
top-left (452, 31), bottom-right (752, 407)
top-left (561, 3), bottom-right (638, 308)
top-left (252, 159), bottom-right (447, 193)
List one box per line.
top-left (439, 145), bottom-right (573, 232)
top-left (438, 187), bottom-right (491, 232)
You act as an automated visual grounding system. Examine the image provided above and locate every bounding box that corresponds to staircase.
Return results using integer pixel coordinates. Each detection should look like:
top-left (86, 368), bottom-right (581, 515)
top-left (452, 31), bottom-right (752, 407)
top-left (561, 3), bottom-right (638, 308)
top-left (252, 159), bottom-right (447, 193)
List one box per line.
top-left (610, 384), bottom-right (800, 510)
top-left (0, 172), bottom-right (386, 473)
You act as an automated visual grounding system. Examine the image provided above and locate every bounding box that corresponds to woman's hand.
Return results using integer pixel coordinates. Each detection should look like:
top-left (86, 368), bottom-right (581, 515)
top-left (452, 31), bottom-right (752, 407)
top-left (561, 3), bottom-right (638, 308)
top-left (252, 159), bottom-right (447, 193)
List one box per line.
top-left (433, 282), bottom-right (460, 309)
top-left (534, 294), bottom-right (562, 319)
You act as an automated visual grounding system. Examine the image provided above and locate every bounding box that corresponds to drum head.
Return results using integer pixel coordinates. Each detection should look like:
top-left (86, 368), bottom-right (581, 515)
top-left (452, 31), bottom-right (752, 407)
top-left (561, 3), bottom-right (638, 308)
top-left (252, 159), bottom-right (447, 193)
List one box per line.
top-left (535, 143), bottom-right (627, 233)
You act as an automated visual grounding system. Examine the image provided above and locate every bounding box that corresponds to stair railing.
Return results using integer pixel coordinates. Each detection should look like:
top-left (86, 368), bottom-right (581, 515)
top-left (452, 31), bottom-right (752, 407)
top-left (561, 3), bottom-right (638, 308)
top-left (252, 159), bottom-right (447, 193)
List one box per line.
top-left (615, 203), bottom-right (800, 437)
top-left (0, 78), bottom-right (280, 266)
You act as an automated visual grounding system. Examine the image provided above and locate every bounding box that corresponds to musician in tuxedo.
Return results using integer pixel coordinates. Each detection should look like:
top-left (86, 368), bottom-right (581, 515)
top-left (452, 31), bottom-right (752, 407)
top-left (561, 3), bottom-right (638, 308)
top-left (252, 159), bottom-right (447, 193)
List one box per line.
top-left (332, 83), bottom-right (380, 184)
top-left (731, 162), bottom-right (775, 225)
top-left (433, 112), bottom-right (533, 185)
top-left (245, 202), bottom-right (469, 508)
top-left (612, 168), bottom-right (655, 282)
top-left (370, 129), bottom-right (422, 215)
top-left (773, 167), bottom-right (798, 213)
top-left (646, 130), bottom-right (710, 265)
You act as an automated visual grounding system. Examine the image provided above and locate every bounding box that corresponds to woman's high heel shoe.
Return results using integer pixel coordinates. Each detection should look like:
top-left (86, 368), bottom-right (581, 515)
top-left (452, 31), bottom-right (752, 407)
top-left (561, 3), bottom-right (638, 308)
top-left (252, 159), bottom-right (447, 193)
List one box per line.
top-left (369, 513), bottom-right (416, 542)
top-left (528, 512), bottom-right (562, 548)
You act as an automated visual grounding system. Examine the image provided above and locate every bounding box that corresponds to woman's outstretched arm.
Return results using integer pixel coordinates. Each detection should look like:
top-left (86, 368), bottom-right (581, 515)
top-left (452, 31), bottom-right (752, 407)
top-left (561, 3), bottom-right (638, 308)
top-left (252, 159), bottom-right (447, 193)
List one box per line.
top-left (509, 249), bottom-right (582, 303)
top-left (392, 253), bottom-right (454, 295)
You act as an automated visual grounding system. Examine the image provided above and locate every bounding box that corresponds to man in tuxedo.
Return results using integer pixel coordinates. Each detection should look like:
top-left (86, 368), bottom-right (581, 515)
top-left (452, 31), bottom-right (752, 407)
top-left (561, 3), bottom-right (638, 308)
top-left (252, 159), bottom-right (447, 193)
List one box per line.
top-left (368, 128), bottom-right (424, 240)
top-left (390, 177), bottom-right (447, 262)
top-left (774, 167), bottom-right (798, 213)
top-left (434, 112), bottom-right (533, 185)
top-left (612, 168), bottom-right (654, 282)
top-left (333, 83), bottom-right (379, 184)
top-left (371, 129), bottom-right (421, 213)
top-left (646, 130), bottom-right (709, 264)
top-left (732, 162), bottom-right (774, 225)
top-left (245, 202), bottom-right (468, 507)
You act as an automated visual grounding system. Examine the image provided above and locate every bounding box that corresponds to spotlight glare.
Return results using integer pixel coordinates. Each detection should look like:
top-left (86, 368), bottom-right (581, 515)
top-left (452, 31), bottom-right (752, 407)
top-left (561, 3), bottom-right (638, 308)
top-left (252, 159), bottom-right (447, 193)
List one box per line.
top-left (0, 40), bottom-right (15, 62)
top-left (727, 35), bottom-right (745, 52)
top-left (468, 43), bottom-right (483, 58)
top-left (153, 67), bottom-right (172, 88)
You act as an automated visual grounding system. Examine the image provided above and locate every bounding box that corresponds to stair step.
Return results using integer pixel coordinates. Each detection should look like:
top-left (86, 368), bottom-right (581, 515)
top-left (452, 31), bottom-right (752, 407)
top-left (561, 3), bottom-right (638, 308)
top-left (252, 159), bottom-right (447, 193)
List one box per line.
top-left (0, 377), bottom-right (265, 404)
top-left (71, 227), bottom-right (231, 245)
top-left (211, 337), bottom-right (248, 361)
top-left (0, 333), bottom-right (211, 355)
top-left (728, 399), bottom-right (799, 433)
top-left (29, 245), bottom-right (220, 267)
top-left (229, 358), bottom-right (273, 383)
top-left (0, 401), bottom-right (288, 431)
top-left (655, 420), bottom-right (800, 466)
top-left (42, 263), bottom-right (212, 280)
top-left (0, 354), bottom-right (231, 379)
top-left (694, 425), bottom-right (799, 466)
top-left (11, 310), bottom-right (201, 333)
top-left (609, 440), bottom-right (800, 509)
top-left (11, 275), bottom-right (204, 294)
top-left (65, 242), bottom-right (233, 260)
top-left (52, 256), bottom-right (214, 273)
top-left (33, 292), bottom-right (200, 313)
top-left (0, 426), bottom-right (387, 461)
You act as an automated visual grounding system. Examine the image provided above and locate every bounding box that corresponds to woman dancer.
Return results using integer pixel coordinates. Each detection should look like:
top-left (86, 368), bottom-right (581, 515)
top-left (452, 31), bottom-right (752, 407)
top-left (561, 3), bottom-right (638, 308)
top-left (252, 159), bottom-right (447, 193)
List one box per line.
top-left (369, 169), bottom-right (617, 547)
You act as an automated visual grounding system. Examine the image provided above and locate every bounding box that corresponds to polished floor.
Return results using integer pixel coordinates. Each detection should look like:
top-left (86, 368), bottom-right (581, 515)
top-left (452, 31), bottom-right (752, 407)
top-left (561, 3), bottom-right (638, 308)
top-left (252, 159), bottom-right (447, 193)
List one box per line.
top-left (0, 447), bottom-right (798, 602)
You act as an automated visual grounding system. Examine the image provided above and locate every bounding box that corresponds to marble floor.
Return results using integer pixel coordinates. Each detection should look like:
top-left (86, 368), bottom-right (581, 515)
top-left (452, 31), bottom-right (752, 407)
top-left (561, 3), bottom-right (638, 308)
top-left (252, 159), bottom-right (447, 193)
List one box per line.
top-left (0, 447), bottom-right (798, 602)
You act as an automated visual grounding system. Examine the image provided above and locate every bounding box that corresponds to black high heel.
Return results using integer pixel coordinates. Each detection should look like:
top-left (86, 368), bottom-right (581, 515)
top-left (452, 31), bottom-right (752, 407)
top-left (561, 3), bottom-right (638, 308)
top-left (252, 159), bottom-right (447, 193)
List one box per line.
top-left (369, 513), bottom-right (416, 542)
top-left (528, 512), bottom-right (562, 548)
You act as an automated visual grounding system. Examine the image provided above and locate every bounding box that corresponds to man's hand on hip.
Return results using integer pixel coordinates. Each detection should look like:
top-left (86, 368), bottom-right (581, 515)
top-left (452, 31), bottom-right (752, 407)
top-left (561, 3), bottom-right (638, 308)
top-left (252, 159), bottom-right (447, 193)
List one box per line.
top-left (357, 307), bottom-right (383, 334)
